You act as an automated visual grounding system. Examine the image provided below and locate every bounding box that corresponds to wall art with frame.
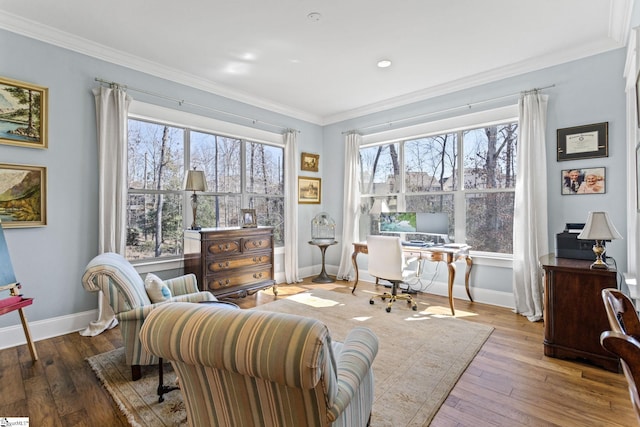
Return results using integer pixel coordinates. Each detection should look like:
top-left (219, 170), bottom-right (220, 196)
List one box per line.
top-left (0, 77), bottom-right (48, 149)
top-left (241, 208), bottom-right (257, 228)
top-left (0, 163), bottom-right (47, 227)
top-left (556, 122), bottom-right (607, 161)
top-left (298, 176), bottom-right (321, 204)
top-left (561, 167), bottom-right (606, 195)
top-left (301, 152), bottom-right (319, 172)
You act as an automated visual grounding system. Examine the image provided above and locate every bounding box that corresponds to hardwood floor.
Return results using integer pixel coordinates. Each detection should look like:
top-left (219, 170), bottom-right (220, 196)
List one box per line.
top-left (0, 279), bottom-right (635, 426)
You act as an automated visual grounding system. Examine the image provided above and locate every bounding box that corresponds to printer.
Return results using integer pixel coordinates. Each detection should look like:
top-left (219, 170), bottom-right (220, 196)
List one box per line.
top-left (555, 223), bottom-right (603, 260)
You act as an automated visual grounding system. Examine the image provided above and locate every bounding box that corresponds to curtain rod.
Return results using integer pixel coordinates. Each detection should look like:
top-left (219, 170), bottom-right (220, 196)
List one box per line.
top-left (94, 77), bottom-right (299, 134)
top-left (343, 84), bottom-right (555, 135)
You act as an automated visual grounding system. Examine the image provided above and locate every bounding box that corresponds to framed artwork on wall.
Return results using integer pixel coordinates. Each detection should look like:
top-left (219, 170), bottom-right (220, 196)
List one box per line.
top-left (301, 152), bottom-right (319, 172)
top-left (561, 167), bottom-right (606, 195)
top-left (556, 122), bottom-right (608, 161)
top-left (0, 163), bottom-right (47, 227)
top-left (0, 77), bottom-right (48, 149)
top-left (298, 176), bottom-right (321, 204)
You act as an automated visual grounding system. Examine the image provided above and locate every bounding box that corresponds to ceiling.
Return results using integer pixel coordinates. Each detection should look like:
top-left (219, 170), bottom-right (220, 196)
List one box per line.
top-left (0, 1), bottom-right (632, 125)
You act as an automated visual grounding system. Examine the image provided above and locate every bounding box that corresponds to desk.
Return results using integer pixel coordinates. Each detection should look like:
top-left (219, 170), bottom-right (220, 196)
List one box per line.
top-left (351, 242), bottom-right (473, 315)
top-left (309, 240), bottom-right (338, 283)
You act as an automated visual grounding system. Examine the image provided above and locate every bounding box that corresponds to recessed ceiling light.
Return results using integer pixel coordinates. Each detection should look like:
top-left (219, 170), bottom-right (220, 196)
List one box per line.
top-left (307, 12), bottom-right (321, 22)
top-left (377, 59), bottom-right (392, 68)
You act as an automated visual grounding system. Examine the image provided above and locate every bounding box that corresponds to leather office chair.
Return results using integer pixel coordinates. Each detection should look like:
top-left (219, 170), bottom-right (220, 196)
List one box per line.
top-left (602, 288), bottom-right (640, 337)
top-left (366, 235), bottom-right (418, 312)
top-left (601, 288), bottom-right (640, 423)
top-left (600, 331), bottom-right (640, 424)
top-left (140, 302), bottom-right (378, 427)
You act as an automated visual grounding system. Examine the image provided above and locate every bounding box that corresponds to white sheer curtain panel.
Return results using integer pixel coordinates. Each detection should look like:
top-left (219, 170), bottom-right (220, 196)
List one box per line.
top-left (512, 91), bottom-right (549, 322)
top-left (336, 133), bottom-right (362, 279)
top-left (283, 130), bottom-right (302, 283)
top-left (80, 86), bottom-right (131, 336)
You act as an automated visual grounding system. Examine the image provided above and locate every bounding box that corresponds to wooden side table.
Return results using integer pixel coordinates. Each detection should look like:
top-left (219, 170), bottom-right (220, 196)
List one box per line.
top-left (308, 240), bottom-right (338, 283)
top-left (540, 254), bottom-right (619, 372)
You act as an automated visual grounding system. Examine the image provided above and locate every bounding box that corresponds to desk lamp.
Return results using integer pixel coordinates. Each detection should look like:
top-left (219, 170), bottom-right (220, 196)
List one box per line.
top-left (577, 211), bottom-right (622, 269)
top-left (183, 168), bottom-right (207, 230)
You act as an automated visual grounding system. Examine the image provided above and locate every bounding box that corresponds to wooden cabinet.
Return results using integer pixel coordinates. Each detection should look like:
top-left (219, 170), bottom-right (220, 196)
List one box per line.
top-left (540, 254), bottom-right (619, 372)
top-left (184, 227), bottom-right (277, 298)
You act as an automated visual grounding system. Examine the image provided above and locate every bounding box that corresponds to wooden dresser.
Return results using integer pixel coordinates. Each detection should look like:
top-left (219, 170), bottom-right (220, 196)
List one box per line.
top-left (539, 254), bottom-right (619, 372)
top-left (184, 227), bottom-right (277, 298)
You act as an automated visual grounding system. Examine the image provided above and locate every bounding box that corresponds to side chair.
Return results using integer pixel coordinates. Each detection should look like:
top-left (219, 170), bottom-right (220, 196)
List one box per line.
top-left (366, 235), bottom-right (418, 312)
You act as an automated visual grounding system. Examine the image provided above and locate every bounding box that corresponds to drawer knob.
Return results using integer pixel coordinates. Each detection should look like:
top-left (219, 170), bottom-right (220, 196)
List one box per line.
top-left (216, 279), bottom-right (230, 286)
top-left (252, 241), bottom-right (263, 247)
top-left (218, 261), bottom-right (230, 269)
top-left (253, 272), bottom-right (263, 279)
top-left (218, 243), bottom-right (231, 251)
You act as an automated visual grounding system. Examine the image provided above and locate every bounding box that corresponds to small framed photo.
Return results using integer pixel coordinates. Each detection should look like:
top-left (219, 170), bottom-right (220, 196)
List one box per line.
top-left (0, 163), bottom-right (47, 227)
top-left (561, 167), bottom-right (606, 195)
top-left (298, 176), bottom-right (321, 204)
top-left (241, 209), bottom-right (257, 228)
top-left (0, 76), bottom-right (48, 149)
top-left (557, 122), bottom-right (608, 161)
top-left (301, 152), bottom-right (319, 172)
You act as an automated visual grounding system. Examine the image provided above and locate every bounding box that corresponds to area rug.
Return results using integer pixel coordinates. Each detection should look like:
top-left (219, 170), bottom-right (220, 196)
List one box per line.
top-left (88, 288), bottom-right (493, 426)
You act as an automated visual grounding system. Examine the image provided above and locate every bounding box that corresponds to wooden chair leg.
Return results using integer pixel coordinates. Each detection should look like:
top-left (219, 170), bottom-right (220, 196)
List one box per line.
top-left (17, 307), bottom-right (38, 361)
top-left (131, 365), bottom-right (142, 381)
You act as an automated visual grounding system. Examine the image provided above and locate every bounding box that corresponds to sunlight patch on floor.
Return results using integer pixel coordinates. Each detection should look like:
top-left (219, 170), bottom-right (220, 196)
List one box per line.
top-left (286, 291), bottom-right (342, 307)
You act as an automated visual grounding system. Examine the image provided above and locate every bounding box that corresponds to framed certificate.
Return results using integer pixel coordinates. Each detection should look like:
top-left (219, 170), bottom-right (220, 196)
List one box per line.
top-left (557, 122), bottom-right (608, 161)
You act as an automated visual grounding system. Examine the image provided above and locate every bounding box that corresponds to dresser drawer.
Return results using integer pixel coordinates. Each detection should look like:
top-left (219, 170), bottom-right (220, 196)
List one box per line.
top-left (243, 236), bottom-right (272, 253)
top-left (204, 239), bottom-right (241, 256)
top-left (205, 266), bottom-right (273, 291)
top-left (206, 253), bottom-right (272, 273)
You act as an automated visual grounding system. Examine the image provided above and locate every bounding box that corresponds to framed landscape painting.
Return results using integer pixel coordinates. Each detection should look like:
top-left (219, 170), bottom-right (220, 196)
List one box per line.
top-left (0, 163), bottom-right (47, 227)
top-left (0, 77), bottom-right (48, 149)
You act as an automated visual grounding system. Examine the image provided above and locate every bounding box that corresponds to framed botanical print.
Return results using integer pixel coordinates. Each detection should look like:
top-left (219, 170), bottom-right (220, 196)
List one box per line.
top-left (0, 77), bottom-right (48, 149)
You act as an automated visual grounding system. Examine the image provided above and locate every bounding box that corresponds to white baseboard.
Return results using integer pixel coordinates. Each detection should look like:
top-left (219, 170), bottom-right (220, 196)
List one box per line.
top-left (0, 309), bottom-right (99, 351)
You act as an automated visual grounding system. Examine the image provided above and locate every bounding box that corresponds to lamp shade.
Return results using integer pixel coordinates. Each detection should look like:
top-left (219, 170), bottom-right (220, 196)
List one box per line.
top-left (183, 169), bottom-right (207, 192)
top-left (577, 211), bottom-right (622, 241)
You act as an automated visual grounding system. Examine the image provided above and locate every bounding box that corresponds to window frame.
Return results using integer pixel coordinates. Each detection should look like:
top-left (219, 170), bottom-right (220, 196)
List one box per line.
top-left (127, 101), bottom-right (284, 266)
top-left (360, 105), bottom-right (519, 260)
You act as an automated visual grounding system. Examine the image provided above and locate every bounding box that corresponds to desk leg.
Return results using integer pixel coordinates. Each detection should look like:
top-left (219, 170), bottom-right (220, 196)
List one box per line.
top-left (351, 250), bottom-right (359, 293)
top-left (447, 258), bottom-right (456, 316)
top-left (464, 256), bottom-right (473, 302)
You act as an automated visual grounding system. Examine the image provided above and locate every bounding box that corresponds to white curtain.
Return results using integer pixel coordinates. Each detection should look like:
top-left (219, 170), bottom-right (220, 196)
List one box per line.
top-left (512, 91), bottom-right (549, 322)
top-left (283, 130), bottom-right (302, 283)
top-left (80, 85), bottom-right (131, 336)
top-left (336, 133), bottom-right (362, 279)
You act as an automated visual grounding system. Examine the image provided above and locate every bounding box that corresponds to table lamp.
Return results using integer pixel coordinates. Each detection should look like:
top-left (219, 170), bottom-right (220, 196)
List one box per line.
top-left (183, 168), bottom-right (207, 230)
top-left (577, 211), bottom-right (622, 269)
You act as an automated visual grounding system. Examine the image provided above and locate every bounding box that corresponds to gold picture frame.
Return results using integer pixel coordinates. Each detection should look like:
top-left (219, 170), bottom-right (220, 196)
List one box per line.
top-left (0, 77), bottom-right (48, 149)
top-left (298, 176), bottom-right (321, 204)
top-left (301, 152), bottom-right (319, 172)
top-left (0, 163), bottom-right (47, 227)
top-left (241, 208), bottom-right (257, 228)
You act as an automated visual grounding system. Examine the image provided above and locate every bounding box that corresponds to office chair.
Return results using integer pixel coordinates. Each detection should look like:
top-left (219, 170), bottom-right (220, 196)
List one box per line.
top-left (367, 235), bottom-right (418, 312)
top-left (602, 288), bottom-right (640, 337)
top-left (600, 331), bottom-right (640, 424)
top-left (0, 221), bottom-right (38, 361)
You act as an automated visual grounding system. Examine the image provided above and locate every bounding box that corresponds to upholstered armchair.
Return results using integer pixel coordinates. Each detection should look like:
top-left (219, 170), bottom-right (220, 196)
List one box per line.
top-left (140, 302), bottom-right (379, 427)
top-left (82, 252), bottom-right (216, 380)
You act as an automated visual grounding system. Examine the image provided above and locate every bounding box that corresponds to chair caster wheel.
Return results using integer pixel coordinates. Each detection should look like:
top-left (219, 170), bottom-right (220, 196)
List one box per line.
top-left (386, 307), bottom-right (391, 313)
top-left (369, 299), bottom-right (374, 305)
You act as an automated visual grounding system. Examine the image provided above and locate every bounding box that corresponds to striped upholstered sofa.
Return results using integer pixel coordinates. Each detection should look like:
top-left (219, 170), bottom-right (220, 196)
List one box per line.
top-left (82, 252), bottom-right (216, 380)
top-left (140, 302), bottom-right (379, 427)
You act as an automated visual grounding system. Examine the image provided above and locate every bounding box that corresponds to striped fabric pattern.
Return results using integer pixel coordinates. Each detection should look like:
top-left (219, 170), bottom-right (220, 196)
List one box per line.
top-left (82, 252), bottom-right (216, 368)
top-left (140, 302), bottom-right (378, 427)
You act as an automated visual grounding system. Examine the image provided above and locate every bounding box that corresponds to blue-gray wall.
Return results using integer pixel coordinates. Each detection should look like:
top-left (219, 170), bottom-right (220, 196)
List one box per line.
top-left (0, 27), bottom-right (629, 331)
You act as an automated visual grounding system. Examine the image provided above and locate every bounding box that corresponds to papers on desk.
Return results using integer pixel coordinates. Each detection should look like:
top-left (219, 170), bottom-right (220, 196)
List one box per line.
top-left (443, 243), bottom-right (468, 249)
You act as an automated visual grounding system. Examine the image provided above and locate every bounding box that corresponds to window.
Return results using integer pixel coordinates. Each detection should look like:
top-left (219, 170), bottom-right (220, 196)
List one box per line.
top-left (359, 109), bottom-right (518, 254)
top-left (126, 106), bottom-right (284, 261)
